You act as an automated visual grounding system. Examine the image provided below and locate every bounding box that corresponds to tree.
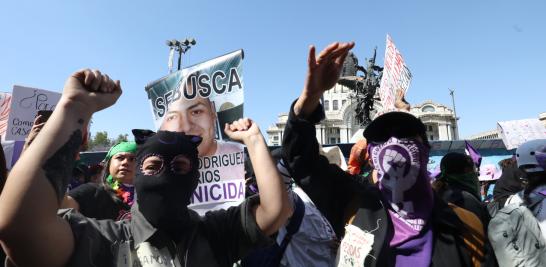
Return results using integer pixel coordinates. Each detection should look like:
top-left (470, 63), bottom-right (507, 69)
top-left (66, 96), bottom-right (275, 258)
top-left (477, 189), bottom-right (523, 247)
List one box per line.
top-left (113, 134), bottom-right (129, 145)
top-left (88, 131), bottom-right (111, 151)
top-left (85, 132), bottom-right (132, 151)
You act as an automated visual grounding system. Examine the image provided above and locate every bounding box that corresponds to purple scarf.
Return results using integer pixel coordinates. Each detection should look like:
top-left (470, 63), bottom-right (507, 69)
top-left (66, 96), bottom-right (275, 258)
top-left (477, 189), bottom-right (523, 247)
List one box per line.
top-left (369, 137), bottom-right (434, 265)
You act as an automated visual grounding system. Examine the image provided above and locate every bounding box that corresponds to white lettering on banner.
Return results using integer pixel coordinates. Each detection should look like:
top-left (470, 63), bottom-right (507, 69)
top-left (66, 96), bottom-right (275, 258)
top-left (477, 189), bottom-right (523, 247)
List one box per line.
top-left (336, 225), bottom-right (374, 267)
top-left (190, 180), bottom-right (245, 205)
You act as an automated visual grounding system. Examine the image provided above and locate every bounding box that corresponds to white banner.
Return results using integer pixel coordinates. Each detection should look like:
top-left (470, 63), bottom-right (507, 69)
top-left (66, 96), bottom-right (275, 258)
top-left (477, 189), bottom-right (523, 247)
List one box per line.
top-left (5, 86), bottom-right (61, 141)
top-left (378, 34), bottom-right (412, 112)
top-left (497, 118), bottom-right (546, 150)
top-left (145, 50), bottom-right (245, 215)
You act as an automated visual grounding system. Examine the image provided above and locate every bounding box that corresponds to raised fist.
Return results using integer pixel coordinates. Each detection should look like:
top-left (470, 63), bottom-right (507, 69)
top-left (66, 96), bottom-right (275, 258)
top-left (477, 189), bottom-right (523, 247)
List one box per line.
top-left (224, 118), bottom-right (261, 144)
top-left (61, 69), bottom-right (122, 112)
top-left (380, 148), bottom-right (416, 205)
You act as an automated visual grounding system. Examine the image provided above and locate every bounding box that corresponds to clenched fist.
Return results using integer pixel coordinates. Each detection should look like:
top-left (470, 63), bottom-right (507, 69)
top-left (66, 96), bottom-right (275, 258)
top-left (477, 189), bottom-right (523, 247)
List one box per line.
top-left (61, 69), bottom-right (122, 112)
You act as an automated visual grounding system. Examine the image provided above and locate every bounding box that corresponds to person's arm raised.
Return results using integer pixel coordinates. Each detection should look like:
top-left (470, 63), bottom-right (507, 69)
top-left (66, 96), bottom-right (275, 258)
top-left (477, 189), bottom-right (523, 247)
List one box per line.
top-left (21, 114), bottom-right (46, 154)
top-left (394, 88), bottom-right (411, 111)
top-left (0, 69), bottom-right (121, 267)
top-left (294, 42), bottom-right (354, 118)
top-left (224, 118), bottom-right (292, 235)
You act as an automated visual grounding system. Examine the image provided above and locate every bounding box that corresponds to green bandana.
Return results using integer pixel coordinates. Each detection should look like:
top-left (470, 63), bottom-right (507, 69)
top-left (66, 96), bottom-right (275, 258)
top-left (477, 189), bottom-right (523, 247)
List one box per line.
top-left (104, 141), bottom-right (137, 189)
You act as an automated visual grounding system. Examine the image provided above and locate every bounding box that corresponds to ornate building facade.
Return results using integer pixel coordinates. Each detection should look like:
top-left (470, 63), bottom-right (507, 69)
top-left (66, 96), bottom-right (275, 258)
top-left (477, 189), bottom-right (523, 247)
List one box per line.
top-left (410, 101), bottom-right (459, 141)
top-left (266, 84), bottom-right (459, 145)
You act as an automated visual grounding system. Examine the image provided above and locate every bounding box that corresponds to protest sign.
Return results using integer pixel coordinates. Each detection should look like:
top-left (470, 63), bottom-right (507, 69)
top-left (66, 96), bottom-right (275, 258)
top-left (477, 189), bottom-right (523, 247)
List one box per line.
top-left (428, 154), bottom-right (511, 181)
top-left (497, 118), bottom-right (546, 150)
top-left (145, 50), bottom-right (245, 215)
top-left (336, 224), bottom-right (374, 267)
top-left (378, 34), bottom-right (412, 113)
top-left (0, 92), bottom-right (12, 139)
top-left (5, 86), bottom-right (61, 141)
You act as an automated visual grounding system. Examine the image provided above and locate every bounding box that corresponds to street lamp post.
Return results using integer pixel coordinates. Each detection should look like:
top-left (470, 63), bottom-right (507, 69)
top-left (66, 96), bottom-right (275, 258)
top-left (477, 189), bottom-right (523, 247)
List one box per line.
top-left (166, 38), bottom-right (197, 72)
top-left (449, 88), bottom-right (459, 140)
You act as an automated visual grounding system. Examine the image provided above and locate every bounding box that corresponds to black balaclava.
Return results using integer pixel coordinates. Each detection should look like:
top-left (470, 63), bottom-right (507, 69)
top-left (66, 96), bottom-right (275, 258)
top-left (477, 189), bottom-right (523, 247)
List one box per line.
top-left (134, 130), bottom-right (201, 237)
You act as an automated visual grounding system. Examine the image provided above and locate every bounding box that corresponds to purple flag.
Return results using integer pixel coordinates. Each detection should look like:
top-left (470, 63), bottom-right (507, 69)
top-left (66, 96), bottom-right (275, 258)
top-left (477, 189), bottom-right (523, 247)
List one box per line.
top-left (465, 140), bottom-right (482, 168)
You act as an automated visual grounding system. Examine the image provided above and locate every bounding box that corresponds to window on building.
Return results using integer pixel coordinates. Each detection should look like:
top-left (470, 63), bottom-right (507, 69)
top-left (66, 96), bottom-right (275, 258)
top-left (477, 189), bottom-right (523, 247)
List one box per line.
top-left (333, 100), bottom-right (338, 110)
top-left (330, 137), bottom-right (337, 144)
top-left (342, 100), bottom-right (346, 107)
top-left (428, 125), bottom-right (433, 131)
top-left (422, 105), bottom-right (436, 113)
top-left (324, 100), bottom-right (329, 111)
top-left (273, 136), bottom-right (279, 141)
top-left (430, 135), bottom-right (434, 140)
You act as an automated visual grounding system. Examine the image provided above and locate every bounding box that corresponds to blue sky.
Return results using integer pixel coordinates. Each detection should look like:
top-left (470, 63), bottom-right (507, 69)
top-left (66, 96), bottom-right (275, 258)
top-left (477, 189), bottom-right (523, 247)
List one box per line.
top-left (1, 0), bottom-right (545, 140)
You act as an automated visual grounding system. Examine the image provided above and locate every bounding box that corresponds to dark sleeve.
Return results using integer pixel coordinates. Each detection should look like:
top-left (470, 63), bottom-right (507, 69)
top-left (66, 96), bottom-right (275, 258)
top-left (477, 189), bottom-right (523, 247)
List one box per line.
top-left (68, 183), bottom-right (120, 220)
top-left (58, 209), bottom-right (122, 267)
top-left (281, 100), bottom-right (363, 237)
top-left (202, 196), bottom-right (272, 266)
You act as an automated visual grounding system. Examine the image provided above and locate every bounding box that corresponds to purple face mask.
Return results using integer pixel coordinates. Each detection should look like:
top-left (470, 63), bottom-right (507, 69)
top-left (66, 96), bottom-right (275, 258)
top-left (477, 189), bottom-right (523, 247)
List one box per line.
top-left (369, 137), bottom-right (433, 221)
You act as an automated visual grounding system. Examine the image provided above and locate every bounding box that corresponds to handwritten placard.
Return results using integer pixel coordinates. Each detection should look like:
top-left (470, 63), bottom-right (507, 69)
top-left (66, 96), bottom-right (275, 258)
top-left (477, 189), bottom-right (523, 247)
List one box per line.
top-left (336, 224), bottom-right (374, 267)
top-left (5, 85), bottom-right (61, 141)
top-left (378, 34), bottom-right (412, 112)
top-left (497, 118), bottom-right (546, 150)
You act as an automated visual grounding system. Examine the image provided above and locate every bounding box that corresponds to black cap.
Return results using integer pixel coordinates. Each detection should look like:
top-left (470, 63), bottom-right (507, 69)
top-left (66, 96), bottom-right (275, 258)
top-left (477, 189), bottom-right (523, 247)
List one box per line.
top-left (364, 112), bottom-right (429, 147)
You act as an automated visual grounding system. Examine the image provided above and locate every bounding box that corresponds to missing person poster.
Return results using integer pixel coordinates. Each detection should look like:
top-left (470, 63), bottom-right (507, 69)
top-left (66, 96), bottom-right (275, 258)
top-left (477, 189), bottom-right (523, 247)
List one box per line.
top-left (145, 50), bottom-right (245, 215)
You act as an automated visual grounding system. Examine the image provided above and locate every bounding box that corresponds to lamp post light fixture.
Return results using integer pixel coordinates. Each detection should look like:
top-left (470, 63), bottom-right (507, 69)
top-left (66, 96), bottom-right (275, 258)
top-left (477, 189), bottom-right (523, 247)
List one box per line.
top-left (166, 38), bottom-right (197, 71)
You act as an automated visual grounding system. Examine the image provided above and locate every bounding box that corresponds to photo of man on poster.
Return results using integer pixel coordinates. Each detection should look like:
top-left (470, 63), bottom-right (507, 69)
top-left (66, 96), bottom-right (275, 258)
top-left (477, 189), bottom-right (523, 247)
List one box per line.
top-left (160, 78), bottom-right (242, 157)
top-left (146, 50), bottom-right (246, 215)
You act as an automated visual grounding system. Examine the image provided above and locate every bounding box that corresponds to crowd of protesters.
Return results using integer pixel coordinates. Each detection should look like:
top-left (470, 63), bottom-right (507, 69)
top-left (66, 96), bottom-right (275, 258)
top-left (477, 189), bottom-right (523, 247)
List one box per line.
top-left (0, 42), bottom-right (544, 267)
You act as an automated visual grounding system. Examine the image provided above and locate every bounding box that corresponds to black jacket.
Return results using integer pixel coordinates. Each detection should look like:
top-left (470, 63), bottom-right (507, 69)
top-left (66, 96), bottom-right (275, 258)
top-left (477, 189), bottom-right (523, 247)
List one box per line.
top-left (51, 197), bottom-right (270, 267)
top-left (281, 101), bottom-right (485, 267)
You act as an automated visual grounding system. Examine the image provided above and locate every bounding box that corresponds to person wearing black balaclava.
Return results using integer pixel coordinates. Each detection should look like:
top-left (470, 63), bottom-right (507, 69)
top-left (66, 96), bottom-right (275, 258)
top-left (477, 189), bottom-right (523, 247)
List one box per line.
top-left (0, 69), bottom-right (291, 267)
top-left (280, 42), bottom-right (491, 266)
top-left (492, 157), bottom-right (525, 208)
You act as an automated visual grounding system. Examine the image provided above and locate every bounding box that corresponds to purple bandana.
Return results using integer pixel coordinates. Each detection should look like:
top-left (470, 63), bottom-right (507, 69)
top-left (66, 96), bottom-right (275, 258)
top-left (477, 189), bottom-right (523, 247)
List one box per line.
top-left (369, 137), bottom-right (434, 230)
